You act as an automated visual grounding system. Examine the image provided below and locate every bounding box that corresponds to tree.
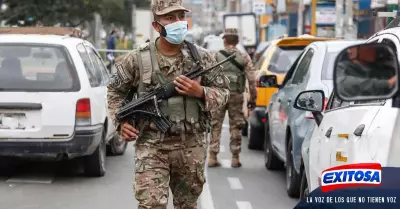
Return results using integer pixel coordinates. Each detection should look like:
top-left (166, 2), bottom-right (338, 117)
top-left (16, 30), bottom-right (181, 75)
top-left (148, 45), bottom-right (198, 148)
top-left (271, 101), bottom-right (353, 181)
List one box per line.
top-left (101, 0), bottom-right (151, 33)
top-left (0, 0), bottom-right (111, 27)
top-left (0, 0), bottom-right (150, 28)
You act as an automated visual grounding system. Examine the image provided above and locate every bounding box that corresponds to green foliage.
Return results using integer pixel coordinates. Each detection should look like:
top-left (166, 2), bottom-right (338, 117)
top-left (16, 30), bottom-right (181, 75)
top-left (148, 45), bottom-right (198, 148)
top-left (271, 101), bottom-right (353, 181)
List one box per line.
top-left (0, 0), bottom-right (150, 27)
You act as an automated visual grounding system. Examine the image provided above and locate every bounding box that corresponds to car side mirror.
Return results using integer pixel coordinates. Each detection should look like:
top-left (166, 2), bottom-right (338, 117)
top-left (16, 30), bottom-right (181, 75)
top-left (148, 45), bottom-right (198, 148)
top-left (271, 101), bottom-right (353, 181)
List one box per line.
top-left (258, 75), bottom-right (279, 88)
top-left (294, 90), bottom-right (325, 112)
top-left (333, 42), bottom-right (400, 101)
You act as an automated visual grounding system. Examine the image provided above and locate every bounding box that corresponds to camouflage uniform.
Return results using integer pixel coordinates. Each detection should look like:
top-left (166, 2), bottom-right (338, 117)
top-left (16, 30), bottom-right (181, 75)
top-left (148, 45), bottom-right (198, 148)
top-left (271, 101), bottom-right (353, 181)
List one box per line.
top-left (107, 1), bottom-right (230, 208)
top-left (209, 28), bottom-right (257, 168)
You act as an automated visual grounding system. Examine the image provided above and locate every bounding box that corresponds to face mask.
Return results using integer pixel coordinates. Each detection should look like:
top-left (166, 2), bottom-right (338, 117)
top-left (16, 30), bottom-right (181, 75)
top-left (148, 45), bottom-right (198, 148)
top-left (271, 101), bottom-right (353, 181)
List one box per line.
top-left (161, 21), bottom-right (188, 44)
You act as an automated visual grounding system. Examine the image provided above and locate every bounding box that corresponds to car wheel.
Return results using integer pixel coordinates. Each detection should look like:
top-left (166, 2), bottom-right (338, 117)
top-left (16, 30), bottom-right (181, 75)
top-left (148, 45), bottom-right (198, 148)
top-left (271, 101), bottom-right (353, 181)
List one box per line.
top-left (300, 169), bottom-right (309, 200)
top-left (286, 136), bottom-right (301, 198)
top-left (264, 121), bottom-right (283, 170)
top-left (84, 127), bottom-right (106, 177)
top-left (248, 122), bottom-right (264, 150)
top-left (107, 134), bottom-right (127, 156)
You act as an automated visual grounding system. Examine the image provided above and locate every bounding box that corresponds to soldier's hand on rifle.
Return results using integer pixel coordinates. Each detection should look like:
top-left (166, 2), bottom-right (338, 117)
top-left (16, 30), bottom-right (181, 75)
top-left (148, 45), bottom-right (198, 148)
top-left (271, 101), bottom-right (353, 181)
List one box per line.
top-left (121, 121), bottom-right (139, 142)
top-left (174, 75), bottom-right (205, 98)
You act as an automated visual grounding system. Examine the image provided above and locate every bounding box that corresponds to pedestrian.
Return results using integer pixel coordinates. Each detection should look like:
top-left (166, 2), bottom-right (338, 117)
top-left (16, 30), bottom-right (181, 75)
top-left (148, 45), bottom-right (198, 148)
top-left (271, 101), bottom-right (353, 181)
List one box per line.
top-left (107, 0), bottom-right (230, 208)
top-left (106, 29), bottom-right (119, 72)
top-left (208, 28), bottom-right (257, 168)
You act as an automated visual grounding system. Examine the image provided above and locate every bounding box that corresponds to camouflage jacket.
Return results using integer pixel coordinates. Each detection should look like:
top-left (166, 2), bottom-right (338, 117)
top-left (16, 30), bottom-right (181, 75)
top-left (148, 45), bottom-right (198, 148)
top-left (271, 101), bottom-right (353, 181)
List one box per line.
top-left (107, 40), bottom-right (230, 150)
top-left (220, 46), bottom-right (257, 101)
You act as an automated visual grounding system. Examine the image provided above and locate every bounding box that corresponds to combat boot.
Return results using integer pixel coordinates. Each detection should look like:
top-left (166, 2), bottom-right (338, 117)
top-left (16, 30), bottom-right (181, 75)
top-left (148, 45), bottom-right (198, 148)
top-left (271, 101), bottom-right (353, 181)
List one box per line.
top-left (231, 154), bottom-right (242, 168)
top-left (208, 152), bottom-right (221, 167)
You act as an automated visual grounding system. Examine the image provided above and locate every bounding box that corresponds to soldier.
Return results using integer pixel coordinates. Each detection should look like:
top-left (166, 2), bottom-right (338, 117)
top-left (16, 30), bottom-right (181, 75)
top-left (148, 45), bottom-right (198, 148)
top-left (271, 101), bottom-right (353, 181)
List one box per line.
top-left (107, 0), bottom-right (230, 208)
top-left (208, 28), bottom-right (257, 168)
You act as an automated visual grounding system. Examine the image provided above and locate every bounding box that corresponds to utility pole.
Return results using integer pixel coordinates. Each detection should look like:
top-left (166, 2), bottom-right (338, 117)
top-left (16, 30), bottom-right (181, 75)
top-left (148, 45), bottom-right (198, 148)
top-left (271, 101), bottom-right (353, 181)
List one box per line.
top-left (297, 0), bottom-right (304, 36)
top-left (344, 0), bottom-right (356, 39)
top-left (311, 0), bottom-right (317, 36)
top-left (335, 0), bottom-right (344, 38)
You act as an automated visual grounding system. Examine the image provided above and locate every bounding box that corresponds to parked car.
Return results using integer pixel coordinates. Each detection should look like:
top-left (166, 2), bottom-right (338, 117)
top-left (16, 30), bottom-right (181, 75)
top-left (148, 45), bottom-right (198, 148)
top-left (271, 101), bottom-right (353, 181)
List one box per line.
top-left (246, 35), bottom-right (336, 150)
top-left (0, 29), bottom-right (127, 177)
top-left (295, 37), bottom-right (399, 198)
top-left (263, 40), bottom-right (364, 198)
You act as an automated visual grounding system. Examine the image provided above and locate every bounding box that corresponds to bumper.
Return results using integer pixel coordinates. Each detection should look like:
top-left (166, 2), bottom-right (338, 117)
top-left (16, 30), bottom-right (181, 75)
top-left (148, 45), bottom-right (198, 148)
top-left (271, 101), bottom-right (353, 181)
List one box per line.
top-left (249, 106), bottom-right (267, 130)
top-left (0, 124), bottom-right (103, 159)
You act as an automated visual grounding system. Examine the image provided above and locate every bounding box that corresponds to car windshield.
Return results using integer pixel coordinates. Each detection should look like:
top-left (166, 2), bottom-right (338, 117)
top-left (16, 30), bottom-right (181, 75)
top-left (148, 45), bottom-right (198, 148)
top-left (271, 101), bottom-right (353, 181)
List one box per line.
top-left (321, 51), bottom-right (340, 80)
top-left (268, 47), bottom-right (303, 74)
top-left (0, 44), bottom-right (79, 92)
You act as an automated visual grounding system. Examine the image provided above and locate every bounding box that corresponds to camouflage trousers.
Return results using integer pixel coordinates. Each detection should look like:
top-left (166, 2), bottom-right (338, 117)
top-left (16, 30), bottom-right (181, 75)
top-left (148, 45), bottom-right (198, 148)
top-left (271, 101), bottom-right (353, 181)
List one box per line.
top-left (134, 143), bottom-right (207, 209)
top-left (210, 93), bottom-right (245, 155)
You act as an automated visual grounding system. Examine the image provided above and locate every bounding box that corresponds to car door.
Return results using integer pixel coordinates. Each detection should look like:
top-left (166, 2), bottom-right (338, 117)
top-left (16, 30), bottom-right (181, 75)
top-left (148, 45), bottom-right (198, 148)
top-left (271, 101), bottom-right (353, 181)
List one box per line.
top-left (308, 93), bottom-right (351, 190)
top-left (330, 36), bottom-right (399, 167)
top-left (275, 48), bottom-right (315, 156)
top-left (76, 43), bottom-right (108, 126)
top-left (268, 50), bottom-right (307, 156)
top-left (85, 44), bottom-right (114, 139)
top-left (328, 98), bottom-right (382, 168)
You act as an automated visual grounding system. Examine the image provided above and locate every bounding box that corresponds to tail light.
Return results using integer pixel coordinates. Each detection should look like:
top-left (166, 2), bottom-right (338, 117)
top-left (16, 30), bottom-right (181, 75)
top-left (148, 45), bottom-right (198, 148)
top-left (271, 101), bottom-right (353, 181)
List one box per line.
top-left (256, 80), bottom-right (261, 87)
top-left (76, 98), bottom-right (91, 126)
top-left (261, 117), bottom-right (267, 123)
top-left (305, 97), bottom-right (329, 119)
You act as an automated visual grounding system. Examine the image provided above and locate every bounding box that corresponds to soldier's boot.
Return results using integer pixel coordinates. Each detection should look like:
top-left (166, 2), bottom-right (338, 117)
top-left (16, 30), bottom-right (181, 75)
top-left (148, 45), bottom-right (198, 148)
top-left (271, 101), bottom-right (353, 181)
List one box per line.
top-left (208, 152), bottom-right (221, 167)
top-left (231, 154), bottom-right (242, 168)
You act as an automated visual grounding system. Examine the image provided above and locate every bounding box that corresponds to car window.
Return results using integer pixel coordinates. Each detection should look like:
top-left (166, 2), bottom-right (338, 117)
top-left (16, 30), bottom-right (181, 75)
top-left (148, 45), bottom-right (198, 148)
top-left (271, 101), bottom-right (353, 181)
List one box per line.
top-left (77, 43), bottom-right (101, 87)
top-left (267, 46), bottom-right (303, 74)
top-left (255, 51), bottom-right (268, 70)
top-left (86, 45), bottom-right (110, 85)
top-left (291, 48), bottom-right (315, 84)
top-left (352, 38), bottom-right (396, 105)
top-left (280, 50), bottom-right (306, 88)
top-left (0, 44), bottom-right (79, 92)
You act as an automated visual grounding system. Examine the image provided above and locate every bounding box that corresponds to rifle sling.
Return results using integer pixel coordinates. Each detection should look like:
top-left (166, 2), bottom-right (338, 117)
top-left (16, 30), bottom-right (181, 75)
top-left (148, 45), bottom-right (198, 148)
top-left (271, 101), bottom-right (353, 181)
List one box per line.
top-left (185, 40), bottom-right (201, 64)
top-left (219, 50), bottom-right (244, 72)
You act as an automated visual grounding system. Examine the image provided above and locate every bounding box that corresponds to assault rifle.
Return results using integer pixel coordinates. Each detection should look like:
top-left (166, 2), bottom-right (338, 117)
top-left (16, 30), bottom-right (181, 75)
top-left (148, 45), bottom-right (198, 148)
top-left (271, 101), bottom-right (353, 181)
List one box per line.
top-left (115, 53), bottom-right (236, 133)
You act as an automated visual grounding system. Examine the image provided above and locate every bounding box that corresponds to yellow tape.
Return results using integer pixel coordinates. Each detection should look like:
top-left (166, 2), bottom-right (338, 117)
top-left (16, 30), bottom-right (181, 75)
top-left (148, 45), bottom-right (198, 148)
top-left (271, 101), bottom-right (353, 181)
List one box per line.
top-left (336, 152), bottom-right (348, 162)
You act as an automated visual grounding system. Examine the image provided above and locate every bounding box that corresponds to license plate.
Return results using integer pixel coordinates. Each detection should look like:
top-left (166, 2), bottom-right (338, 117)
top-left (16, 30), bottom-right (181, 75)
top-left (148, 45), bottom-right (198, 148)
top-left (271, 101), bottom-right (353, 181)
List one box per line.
top-left (0, 113), bottom-right (27, 130)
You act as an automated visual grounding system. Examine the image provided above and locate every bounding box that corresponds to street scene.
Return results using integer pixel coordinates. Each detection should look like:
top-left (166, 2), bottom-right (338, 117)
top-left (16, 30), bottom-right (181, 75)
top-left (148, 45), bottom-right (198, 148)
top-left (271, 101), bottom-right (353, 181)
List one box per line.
top-left (1, 0), bottom-right (400, 209)
top-left (0, 116), bottom-right (298, 209)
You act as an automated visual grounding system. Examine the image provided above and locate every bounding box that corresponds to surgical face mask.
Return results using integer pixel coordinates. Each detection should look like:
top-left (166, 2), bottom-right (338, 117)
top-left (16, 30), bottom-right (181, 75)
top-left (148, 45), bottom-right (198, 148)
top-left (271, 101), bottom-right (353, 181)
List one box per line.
top-left (160, 21), bottom-right (188, 44)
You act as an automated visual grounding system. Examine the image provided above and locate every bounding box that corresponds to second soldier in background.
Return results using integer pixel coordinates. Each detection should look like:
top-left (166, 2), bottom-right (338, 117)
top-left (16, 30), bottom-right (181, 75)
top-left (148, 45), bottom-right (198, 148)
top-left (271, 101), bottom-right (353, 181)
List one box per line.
top-left (209, 28), bottom-right (257, 168)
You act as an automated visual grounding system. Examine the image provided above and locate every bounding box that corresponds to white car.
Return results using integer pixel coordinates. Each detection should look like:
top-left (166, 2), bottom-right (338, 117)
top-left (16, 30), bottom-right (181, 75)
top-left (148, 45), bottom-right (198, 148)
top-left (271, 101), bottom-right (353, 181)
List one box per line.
top-left (294, 26), bottom-right (400, 198)
top-left (0, 32), bottom-right (127, 177)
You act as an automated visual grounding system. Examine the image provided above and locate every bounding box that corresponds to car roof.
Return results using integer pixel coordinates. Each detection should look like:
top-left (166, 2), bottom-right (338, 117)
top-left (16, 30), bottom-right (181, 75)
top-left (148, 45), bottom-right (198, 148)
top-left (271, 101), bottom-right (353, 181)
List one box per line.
top-left (311, 40), bottom-right (365, 52)
top-left (0, 34), bottom-right (84, 47)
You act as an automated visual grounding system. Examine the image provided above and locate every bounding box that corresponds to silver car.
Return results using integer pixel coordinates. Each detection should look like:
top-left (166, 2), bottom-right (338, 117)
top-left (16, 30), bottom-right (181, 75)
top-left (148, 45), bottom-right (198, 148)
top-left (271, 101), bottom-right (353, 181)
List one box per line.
top-left (263, 40), bottom-right (364, 198)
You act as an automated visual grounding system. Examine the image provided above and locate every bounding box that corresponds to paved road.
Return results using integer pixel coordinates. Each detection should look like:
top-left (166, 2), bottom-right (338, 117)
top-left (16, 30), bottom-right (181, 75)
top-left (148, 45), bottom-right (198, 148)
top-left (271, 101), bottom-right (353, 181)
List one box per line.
top-left (0, 120), bottom-right (298, 209)
top-left (203, 123), bottom-right (299, 209)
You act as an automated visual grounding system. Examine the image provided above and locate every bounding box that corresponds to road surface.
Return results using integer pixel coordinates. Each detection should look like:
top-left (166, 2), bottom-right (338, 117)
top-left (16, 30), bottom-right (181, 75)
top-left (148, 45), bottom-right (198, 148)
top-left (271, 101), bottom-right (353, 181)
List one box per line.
top-left (0, 119), bottom-right (298, 209)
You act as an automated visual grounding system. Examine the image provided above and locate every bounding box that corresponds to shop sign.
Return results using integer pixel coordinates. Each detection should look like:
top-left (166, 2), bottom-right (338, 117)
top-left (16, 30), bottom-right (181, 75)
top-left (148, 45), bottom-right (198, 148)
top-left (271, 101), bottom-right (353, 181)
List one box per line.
top-left (316, 6), bottom-right (336, 25)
